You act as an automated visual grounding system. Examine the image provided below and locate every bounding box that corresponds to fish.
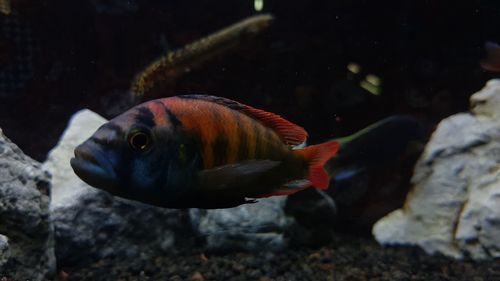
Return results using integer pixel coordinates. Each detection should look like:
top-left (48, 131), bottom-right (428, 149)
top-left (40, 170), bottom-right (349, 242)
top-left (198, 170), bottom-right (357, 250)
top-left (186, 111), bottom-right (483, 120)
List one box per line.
top-left (130, 14), bottom-right (274, 102)
top-left (71, 95), bottom-right (339, 209)
top-left (326, 115), bottom-right (424, 205)
top-left (481, 41), bottom-right (500, 72)
top-left (286, 115), bottom-right (424, 231)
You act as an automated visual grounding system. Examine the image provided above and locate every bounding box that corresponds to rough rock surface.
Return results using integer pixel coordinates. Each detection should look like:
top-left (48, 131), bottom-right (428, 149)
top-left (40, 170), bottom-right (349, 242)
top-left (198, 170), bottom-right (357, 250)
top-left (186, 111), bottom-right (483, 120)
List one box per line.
top-left (43, 110), bottom-right (193, 267)
top-left (0, 129), bottom-right (55, 280)
top-left (190, 197), bottom-right (293, 252)
top-left (373, 79), bottom-right (500, 260)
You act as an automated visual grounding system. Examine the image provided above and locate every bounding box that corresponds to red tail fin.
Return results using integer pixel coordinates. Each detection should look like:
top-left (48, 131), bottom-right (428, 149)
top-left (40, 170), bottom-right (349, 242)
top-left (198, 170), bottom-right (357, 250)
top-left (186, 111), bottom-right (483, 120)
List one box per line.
top-left (295, 140), bottom-right (339, 189)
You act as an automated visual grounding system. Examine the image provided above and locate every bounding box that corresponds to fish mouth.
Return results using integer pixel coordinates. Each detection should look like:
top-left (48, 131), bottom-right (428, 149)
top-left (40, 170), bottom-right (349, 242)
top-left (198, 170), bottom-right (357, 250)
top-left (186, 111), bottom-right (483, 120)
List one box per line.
top-left (70, 142), bottom-right (118, 192)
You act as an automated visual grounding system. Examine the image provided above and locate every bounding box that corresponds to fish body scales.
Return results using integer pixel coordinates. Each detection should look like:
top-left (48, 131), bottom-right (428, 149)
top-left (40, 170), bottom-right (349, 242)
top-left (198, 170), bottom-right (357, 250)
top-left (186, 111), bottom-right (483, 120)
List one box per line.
top-left (159, 97), bottom-right (291, 169)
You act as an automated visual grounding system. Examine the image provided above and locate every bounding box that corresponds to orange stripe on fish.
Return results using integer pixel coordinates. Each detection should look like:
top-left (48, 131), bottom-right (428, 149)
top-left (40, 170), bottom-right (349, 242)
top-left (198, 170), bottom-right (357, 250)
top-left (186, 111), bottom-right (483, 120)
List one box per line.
top-left (241, 117), bottom-right (257, 160)
top-left (163, 97), bottom-right (233, 168)
top-left (254, 122), bottom-right (269, 159)
top-left (247, 131), bottom-right (256, 160)
top-left (226, 110), bottom-right (241, 163)
top-left (162, 96), bottom-right (309, 169)
top-left (147, 101), bottom-right (170, 127)
top-left (197, 108), bottom-right (219, 168)
top-left (177, 95), bottom-right (308, 146)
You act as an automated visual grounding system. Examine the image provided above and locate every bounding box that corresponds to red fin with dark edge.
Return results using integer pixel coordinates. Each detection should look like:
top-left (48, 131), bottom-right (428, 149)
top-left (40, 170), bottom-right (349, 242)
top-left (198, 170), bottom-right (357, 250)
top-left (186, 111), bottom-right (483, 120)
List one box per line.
top-left (295, 140), bottom-right (340, 189)
top-left (178, 95), bottom-right (308, 145)
top-left (241, 106), bottom-right (308, 146)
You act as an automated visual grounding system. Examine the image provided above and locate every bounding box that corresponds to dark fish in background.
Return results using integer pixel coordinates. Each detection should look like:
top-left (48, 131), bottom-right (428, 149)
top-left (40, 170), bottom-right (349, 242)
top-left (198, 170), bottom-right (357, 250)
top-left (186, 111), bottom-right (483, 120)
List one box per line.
top-left (286, 116), bottom-right (424, 235)
top-left (130, 14), bottom-right (274, 102)
top-left (327, 116), bottom-right (423, 179)
top-left (71, 95), bottom-right (339, 209)
top-left (481, 41), bottom-right (500, 72)
top-left (327, 116), bottom-right (423, 218)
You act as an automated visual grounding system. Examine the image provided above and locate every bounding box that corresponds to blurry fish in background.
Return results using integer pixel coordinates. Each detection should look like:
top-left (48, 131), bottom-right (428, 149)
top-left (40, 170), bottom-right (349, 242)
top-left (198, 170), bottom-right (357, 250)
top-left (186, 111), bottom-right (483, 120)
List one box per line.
top-left (328, 115), bottom-right (424, 229)
top-left (130, 14), bottom-right (274, 103)
top-left (0, 0), bottom-right (11, 15)
top-left (481, 41), bottom-right (500, 72)
top-left (286, 115), bottom-right (424, 235)
top-left (327, 116), bottom-right (423, 187)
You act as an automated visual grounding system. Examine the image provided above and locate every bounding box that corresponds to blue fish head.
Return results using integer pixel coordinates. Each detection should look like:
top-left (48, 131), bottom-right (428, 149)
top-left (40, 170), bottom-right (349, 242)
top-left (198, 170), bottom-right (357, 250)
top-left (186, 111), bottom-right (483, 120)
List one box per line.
top-left (70, 114), bottom-right (199, 206)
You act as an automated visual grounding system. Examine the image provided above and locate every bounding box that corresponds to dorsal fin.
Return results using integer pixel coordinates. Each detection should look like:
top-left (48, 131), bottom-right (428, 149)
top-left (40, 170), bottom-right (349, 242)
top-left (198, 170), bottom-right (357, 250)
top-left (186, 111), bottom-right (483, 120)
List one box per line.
top-left (179, 95), bottom-right (308, 145)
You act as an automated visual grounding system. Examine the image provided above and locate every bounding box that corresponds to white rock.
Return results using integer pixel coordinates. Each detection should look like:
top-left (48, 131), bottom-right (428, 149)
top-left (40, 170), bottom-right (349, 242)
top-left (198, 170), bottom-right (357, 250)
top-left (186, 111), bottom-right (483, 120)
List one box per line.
top-left (373, 80), bottom-right (500, 260)
top-left (42, 109), bottom-right (107, 207)
top-left (190, 196), bottom-right (293, 252)
top-left (471, 79), bottom-right (500, 120)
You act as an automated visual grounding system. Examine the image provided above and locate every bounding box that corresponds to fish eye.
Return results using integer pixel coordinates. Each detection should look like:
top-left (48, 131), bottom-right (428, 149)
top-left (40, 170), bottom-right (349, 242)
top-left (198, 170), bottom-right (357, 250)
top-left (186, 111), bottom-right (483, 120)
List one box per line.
top-left (128, 130), bottom-right (151, 152)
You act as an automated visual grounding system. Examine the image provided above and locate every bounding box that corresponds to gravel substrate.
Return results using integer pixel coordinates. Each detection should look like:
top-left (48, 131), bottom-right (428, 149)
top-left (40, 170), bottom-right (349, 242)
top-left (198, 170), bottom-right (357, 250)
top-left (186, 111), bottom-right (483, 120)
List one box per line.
top-left (55, 234), bottom-right (500, 281)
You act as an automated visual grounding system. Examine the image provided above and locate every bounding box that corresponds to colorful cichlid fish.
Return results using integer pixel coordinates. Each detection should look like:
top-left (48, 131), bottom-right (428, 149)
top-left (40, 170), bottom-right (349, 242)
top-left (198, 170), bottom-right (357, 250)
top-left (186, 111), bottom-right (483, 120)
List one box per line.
top-left (71, 95), bottom-right (339, 208)
top-left (131, 14), bottom-right (274, 101)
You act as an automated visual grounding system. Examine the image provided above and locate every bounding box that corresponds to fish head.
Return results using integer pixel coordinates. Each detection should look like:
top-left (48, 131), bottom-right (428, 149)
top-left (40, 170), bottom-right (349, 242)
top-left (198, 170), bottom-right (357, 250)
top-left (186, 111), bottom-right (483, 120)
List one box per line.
top-left (70, 103), bottom-right (192, 205)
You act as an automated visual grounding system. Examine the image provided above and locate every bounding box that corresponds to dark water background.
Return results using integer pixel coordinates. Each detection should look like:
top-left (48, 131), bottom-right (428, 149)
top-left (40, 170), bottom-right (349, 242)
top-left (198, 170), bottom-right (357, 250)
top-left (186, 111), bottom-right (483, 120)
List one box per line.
top-left (1, 0), bottom-right (500, 161)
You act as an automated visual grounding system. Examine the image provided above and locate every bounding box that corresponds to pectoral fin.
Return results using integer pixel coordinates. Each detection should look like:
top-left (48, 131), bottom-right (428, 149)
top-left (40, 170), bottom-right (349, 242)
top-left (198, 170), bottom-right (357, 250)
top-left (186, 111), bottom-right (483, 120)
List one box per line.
top-left (198, 160), bottom-right (281, 191)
